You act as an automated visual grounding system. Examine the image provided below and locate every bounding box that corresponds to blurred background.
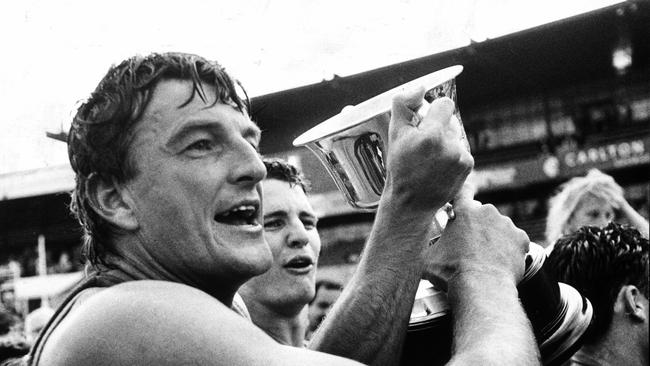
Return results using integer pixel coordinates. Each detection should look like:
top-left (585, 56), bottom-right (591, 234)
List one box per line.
top-left (0, 0), bottom-right (647, 318)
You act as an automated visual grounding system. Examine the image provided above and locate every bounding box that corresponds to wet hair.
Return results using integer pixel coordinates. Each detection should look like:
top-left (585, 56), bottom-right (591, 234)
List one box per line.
top-left (545, 169), bottom-right (624, 245)
top-left (263, 158), bottom-right (310, 193)
top-left (546, 222), bottom-right (649, 343)
top-left (68, 52), bottom-right (250, 266)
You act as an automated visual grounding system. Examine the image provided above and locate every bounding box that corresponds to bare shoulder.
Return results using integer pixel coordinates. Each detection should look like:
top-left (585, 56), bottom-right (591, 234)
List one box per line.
top-left (39, 280), bottom-right (363, 366)
top-left (39, 280), bottom-right (253, 365)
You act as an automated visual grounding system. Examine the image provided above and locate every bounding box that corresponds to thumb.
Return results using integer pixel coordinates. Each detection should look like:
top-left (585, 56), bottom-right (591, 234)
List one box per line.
top-left (390, 86), bottom-right (426, 130)
top-left (421, 97), bottom-right (456, 132)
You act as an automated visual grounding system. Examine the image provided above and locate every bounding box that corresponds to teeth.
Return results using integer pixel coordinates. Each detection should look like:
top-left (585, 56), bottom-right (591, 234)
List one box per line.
top-left (220, 205), bottom-right (256, 217)
top-left (213, 202), bottom-right (260, 226)
top-left (232, 205), bottom-right (255, 212)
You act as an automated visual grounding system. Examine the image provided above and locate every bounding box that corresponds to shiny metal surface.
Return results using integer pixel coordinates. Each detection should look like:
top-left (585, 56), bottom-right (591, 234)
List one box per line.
top-left (404, 243), bottom-right (594, 366)
top-left (410, 280), bottom-right (449, 326)
top-left (293, 65), bottom-right (465, 210)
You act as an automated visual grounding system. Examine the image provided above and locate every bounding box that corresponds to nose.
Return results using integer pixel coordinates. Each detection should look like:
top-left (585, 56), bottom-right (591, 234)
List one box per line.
top-left (287, 220), bottom-right (310, 248)
top-left (229, 140), bottom-right (266, 186)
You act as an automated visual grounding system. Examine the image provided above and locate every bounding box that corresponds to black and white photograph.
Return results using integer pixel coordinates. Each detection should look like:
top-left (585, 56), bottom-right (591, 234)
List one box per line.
top-left (0, 1), bottom-right (648, 365)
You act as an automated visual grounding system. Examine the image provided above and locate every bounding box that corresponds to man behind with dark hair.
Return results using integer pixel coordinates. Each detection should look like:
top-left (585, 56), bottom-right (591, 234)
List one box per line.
top-left (547, 222), bottom-right (649, 366)
top-left (239, 157), bottom-right (318, 346)
top-left (308, 279), bottom-right (343, 339)
top-left (263, 158), bottom-right (311, 190)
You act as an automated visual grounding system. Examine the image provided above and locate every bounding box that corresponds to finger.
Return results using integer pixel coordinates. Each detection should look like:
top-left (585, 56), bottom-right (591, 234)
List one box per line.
top-left (448, 115), bottom-right (463, 141)
top-left (420, 97), bottom-right (455, 132)
top-left (390, 86), bottom-right (426, 129)
top-left (605, 186), bottom-right (624, 200)
top-left (596, 186), bottom-right (623, 207)
top-left (602, 189), bottom-right (623, 207)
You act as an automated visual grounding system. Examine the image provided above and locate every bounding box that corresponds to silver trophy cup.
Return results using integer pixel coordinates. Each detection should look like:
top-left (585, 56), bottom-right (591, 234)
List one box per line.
top-left (294, 65), bottom-right (464, 240)
top-left (293, 65), bottom-right (592, 365)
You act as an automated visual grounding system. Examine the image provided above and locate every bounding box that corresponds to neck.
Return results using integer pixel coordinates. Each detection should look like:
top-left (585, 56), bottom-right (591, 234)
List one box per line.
top-left (572, 329), bottom-right (646, 366)
top-left (242, 296), bottom-right (308, 347)
top-left (100, 238), bottom-right (240, 307)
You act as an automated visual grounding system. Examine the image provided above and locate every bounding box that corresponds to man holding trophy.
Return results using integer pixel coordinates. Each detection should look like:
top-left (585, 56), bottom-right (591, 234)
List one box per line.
top-left (28, 52), bottom-right (539, 366)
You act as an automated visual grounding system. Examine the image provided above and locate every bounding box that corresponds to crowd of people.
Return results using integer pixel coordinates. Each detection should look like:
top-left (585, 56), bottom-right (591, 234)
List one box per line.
top-left (0, 51), bottom-right (647, 365)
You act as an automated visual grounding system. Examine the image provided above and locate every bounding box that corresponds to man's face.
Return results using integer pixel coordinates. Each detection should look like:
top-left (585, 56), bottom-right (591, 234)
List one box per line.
top-left (122, 79), bottom-right (272, 291)
top-left (567, 194), bottom-right (615, 234)
top-left (240, 178), bottom-right (321, 312)
top-left (308, 286), bottom-right (342, 332)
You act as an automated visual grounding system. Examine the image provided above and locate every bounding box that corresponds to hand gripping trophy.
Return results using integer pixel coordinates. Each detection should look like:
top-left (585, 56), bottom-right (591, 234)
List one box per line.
top-left (293, 66), bottom-right (593, 366)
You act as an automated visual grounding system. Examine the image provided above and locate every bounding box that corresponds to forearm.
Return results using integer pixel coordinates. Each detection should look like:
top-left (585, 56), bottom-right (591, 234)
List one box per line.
top-left (620, 202), bottom-right (649, 238)
top-left (446, 272), bottom-right (540, 366)
top-left (309, 200), bottom-right (436, 365)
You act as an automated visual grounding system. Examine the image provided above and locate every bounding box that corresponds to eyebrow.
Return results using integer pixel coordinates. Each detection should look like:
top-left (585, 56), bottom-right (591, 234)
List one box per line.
top-left (166, 120), bottom-right (219, 147)
top-left (263, 210), bottom-right (317, 221)
top-left (263, 210), bottom-right (287, 220)
top-left (166, 118), bottom-right (262, 148)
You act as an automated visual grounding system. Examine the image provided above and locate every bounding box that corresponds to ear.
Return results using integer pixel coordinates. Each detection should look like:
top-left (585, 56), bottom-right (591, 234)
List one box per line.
top-left (616, 285), bottom-right (647, 323)
top-left (85, 173), bottom-right (139, 231)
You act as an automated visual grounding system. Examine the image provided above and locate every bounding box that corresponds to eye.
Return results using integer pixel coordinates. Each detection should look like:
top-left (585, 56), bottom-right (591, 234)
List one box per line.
top-left (302, 217), bottom-right (318, 230)
top-left (186, 139), bottom-right (216, 152)
top-left (248, 138), bottom-right (260, 153)
top-left (264, 218), bottom-right (284, 231)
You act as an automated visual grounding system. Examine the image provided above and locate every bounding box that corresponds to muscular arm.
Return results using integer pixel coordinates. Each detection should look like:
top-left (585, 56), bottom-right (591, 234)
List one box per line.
top-left (446, 273), bottom-right (539, 366)
top-left (309, 90), bottom-right (473, 365)
top-left (309, 201), bottom-right (436, 365)
top-left (423, 186), bottom-right (540, 366)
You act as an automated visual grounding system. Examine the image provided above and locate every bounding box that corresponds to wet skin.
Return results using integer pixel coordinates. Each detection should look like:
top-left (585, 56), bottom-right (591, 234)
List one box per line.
top-left (120, 79), bottom-right (272, 295)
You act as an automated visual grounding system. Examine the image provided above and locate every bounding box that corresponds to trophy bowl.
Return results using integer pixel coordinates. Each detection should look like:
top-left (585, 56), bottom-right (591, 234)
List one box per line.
top-left (293, 65), bottom-right (466, 211)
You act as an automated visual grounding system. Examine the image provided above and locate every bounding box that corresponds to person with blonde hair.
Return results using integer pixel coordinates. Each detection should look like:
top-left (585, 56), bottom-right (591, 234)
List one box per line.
top-left (545, 169), bottom-right (648, 249)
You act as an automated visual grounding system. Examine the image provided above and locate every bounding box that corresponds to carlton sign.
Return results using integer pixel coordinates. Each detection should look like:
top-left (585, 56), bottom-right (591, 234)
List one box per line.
top-left (560, 137), bottom-right (649, 172)
top-left (464, 136), bottom-right (649, 193)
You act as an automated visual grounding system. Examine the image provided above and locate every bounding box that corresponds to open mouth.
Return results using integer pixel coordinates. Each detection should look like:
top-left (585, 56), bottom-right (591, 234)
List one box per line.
top-left (214, 203), bottom-right (260, 226)
top-left (284, 256), bottom-right (314, 271)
